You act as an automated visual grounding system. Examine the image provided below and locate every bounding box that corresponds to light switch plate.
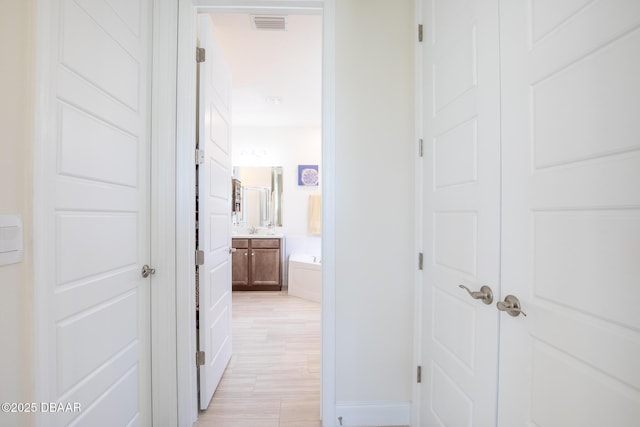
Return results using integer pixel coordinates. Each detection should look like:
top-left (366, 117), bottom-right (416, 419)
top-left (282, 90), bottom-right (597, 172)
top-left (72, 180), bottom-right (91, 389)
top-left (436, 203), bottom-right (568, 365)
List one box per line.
top-left (0, 214), bottom-right (23, 265)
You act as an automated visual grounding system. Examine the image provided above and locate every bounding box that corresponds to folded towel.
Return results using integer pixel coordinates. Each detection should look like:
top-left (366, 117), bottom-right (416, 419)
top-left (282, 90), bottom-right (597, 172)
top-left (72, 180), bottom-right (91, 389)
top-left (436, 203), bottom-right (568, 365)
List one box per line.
top-left (308, 194), bottom-right (322, 234)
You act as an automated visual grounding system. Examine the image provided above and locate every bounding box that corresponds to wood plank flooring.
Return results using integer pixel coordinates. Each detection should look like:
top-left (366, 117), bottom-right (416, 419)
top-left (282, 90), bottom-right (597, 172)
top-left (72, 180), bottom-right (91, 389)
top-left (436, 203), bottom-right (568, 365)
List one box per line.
top-left (196, 291), bottom-right (322, 427)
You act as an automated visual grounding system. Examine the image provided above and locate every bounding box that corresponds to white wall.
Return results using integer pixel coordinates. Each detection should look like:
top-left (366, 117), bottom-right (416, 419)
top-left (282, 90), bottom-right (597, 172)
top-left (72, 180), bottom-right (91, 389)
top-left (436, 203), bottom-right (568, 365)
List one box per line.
top-left (0, 1), bottom-right (35, 426)
top-left (334, 0), bottom-right (415, 415)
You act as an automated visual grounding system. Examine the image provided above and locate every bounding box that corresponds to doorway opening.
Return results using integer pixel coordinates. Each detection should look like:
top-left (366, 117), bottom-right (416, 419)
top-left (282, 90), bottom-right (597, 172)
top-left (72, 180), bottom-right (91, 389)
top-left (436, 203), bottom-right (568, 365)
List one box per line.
top-left (192, 8), bottom-right (324, 425)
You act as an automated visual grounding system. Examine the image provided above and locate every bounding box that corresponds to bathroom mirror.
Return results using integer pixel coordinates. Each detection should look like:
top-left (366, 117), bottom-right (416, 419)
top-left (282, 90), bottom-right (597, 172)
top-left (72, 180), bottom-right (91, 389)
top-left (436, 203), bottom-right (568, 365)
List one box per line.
top-left (233, 166), bottom-right (283, 227)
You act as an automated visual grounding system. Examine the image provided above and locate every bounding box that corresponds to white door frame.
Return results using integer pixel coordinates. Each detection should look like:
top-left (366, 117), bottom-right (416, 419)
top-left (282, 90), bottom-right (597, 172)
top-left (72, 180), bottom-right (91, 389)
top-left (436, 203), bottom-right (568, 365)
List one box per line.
top-left (150, 1), bottom-right (180, 425)
top-left (411, 0), bottom-right (424, 424)
top-left (170, 1), bottom-right (335, 426)
top-left (33, 1), bottom-right (55, 415)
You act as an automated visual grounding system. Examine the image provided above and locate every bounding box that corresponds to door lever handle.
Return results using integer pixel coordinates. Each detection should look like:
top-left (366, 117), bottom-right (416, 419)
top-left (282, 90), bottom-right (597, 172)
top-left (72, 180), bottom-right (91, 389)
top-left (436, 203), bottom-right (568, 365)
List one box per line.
top-left (459, 284), bottom-right (493, 305)
top-left (496, 295), bottom-right (527, 317)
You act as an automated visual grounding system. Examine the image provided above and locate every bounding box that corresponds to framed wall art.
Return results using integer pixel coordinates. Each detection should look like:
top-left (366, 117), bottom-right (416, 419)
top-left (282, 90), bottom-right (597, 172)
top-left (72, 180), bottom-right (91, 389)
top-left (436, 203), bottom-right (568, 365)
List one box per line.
top-left (298, 164), bottom-right (319, 186)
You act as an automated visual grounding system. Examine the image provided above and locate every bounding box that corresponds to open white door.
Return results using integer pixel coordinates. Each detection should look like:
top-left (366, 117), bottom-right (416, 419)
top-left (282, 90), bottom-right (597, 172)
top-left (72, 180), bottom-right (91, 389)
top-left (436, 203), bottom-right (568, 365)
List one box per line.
top-left (499, 0), bottom-right (640, 425)
top-left (419, 0), bottom-right (502, 425)
top-left (38, 0), bottom-right (152, 425)
top-left (197, 14), bottom-right (233, 410)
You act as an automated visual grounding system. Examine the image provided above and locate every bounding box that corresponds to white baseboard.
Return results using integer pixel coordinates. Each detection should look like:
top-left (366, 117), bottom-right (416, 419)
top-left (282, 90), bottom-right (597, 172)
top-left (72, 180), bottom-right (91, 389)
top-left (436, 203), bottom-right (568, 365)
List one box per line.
top-left (333, 401), bottom-right (411, 427)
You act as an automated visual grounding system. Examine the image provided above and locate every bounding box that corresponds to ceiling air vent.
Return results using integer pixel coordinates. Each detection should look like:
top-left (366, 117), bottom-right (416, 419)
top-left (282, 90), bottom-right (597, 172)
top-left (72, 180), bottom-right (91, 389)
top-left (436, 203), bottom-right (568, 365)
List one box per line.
top-left (251, 15), bottom-right (288, 31)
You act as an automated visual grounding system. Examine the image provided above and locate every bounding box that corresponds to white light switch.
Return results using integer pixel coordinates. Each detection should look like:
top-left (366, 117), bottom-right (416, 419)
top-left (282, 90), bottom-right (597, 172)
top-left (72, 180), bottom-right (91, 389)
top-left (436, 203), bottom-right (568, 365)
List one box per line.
top-left (0, 215), bottom-right (23, 265)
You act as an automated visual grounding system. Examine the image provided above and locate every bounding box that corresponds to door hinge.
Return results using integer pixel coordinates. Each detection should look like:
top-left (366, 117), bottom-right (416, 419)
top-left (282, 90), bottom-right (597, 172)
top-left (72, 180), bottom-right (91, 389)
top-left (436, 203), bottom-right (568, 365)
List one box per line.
top-left (195, 250), bottom-right (205, 266)
top-left (418, 24), bottom-right (423, 42)
top-left (418, 252), bottom-right (424, 270)
top-left (196, 47), bottom-right (206, 63)
top-left (196, 351), bottom-right (205, 366)
top-left (196, 149), bottom-right (205, 165)
top-left (419, 138), bottom-right (424, 157)
top-left (417, 365), bottom-right (422, 383)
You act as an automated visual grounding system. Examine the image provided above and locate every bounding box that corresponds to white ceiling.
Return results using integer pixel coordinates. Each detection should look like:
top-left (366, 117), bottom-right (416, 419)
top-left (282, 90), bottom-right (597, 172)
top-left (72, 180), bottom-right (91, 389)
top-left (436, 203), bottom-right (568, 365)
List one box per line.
top-left (209, 13), bottom-right (322, 128)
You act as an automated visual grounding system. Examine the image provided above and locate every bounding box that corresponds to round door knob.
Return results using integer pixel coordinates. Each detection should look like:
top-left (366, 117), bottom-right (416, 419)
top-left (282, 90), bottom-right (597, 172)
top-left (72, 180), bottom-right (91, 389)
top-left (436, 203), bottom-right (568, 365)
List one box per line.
top-left (141, 264), bottom-right (156, 278)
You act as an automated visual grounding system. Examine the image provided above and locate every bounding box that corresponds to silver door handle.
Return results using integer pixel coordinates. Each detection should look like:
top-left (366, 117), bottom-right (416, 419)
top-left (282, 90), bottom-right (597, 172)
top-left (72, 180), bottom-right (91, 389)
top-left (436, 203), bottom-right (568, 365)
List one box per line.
top-left (141, 264), bottom-right (156, 278)
top-left (459, 284), bottom-right (493, 304)
top-left (229, 247), bottom-right (237, 254)
top-left (496, 295), bottom-right (527, 317)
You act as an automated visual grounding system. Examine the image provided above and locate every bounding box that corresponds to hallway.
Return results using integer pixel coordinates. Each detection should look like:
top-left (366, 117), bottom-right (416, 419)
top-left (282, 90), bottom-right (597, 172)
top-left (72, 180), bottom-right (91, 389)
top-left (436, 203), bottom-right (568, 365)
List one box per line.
top-left (196, 291), bottom-right (321, 427)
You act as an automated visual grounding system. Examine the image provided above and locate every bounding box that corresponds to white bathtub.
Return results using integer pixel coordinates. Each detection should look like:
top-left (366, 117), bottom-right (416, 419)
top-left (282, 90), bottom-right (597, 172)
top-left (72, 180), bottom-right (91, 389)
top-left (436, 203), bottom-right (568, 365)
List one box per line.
top-left (288, 254), bottom-right (321, 303)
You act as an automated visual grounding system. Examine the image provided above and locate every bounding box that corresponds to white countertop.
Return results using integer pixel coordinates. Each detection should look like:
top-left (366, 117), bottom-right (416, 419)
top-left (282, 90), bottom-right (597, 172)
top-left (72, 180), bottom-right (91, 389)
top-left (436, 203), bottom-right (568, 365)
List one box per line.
top-left (232, 234), bottom-right (283, 239)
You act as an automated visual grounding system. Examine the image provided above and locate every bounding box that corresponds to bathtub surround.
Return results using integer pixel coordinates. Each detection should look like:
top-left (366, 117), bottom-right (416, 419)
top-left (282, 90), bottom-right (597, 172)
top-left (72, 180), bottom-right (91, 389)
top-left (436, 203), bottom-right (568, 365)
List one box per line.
top-left (288, 254), bottom-right (322, 303)
top-left (283, 235), bottom-right (321, 288)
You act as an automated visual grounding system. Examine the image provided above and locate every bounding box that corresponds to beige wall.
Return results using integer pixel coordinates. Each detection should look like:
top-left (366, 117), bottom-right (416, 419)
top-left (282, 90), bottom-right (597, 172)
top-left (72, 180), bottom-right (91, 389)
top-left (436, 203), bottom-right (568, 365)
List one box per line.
top-left (335, 0), bottom-right (415, 404)
top-left (0, 1), bottom-right (35, 425)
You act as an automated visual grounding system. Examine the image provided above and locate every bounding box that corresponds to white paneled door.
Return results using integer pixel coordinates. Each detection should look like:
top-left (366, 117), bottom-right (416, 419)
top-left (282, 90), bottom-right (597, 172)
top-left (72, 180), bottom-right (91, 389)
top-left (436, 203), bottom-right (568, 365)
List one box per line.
top-left (197, 15), bottom-right (233, 410)
top-left (419, 0), bottom-right (502, 425)
top-left (499, 0), bottom-right (640, 425)
top-left (42, 0), bottom-right (152, 425)
top-left (419, 0), bottom-right (640, 425)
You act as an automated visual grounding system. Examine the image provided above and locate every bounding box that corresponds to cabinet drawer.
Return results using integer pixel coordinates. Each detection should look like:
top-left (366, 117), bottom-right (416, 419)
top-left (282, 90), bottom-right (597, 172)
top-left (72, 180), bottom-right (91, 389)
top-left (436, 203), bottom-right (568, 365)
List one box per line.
top-left (232, 239), bottom-right (249, 249)
top-left (251, 238), bottom-right (280, 249)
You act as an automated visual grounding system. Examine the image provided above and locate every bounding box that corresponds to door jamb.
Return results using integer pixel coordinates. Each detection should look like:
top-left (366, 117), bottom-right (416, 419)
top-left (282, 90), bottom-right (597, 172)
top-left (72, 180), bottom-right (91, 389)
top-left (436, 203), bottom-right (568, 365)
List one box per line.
top-left (411, 0), bottom-right (424, 424)
top-left (171, 1), bottom-right (336, 426)
top-left (33, 1), bottom-right (55, 424)
top-left (151, 1), bottom-right (180, 424)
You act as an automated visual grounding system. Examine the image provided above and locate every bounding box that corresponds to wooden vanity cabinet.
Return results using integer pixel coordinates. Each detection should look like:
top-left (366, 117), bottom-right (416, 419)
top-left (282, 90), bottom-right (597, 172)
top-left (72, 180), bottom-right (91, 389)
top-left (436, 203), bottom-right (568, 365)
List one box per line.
top-left (232, 238), bottom-right (281, 291)
top-left (231, 239), bottom-right (249, 287)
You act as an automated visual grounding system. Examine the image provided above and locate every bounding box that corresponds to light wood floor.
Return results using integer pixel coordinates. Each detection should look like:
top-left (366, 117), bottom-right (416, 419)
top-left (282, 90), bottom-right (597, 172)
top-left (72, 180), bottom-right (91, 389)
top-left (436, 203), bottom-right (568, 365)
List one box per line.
top-left (196, 291), bottom-right (322, 427)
